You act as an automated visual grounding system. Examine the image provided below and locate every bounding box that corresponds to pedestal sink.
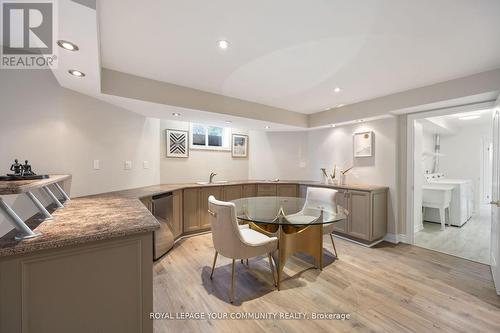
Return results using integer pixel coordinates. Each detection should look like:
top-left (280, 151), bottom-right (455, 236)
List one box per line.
top-left (196, 180), bottom-right (229, 185)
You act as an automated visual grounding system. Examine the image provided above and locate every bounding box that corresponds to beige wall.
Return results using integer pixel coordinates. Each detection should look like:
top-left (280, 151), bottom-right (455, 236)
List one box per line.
top-left (248, 131), bottom-right (309, 181)
top-left (160, 120), bottom-right (249, 183)
top-left (0, 70), bottom-right (160, 237)
top-left (306, 118), bottom-right (399, 235)
top-left (248, 118), bottom-right (401, 235)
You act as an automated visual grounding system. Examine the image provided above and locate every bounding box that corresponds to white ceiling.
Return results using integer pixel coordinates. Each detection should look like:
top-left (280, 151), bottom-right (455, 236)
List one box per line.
top-left (99, 0), bottom-right (500, 114)
top-left (422, 108), bottom-right (494, 135)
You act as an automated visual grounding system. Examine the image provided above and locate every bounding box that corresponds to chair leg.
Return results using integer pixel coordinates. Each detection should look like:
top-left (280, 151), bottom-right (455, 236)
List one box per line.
top-left (230, 259), bottom-right (236, 303)
top-left (210, 251), bottom-right (218, 280)
top-left (330, 233), bottom-right (338, 258)
top-left (246, 258), bottom-right (249, 266)
top-left (268, 253), bottom-right (277, 287)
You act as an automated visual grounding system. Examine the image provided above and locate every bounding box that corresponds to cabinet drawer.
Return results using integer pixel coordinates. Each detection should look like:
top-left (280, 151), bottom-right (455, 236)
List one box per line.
top-left (257, 184), bottom-right (277, 197)
top-left (242, 184), bottom-right (257, 198)
top-left (223, 185), bottom-right (242, 201)
top-left (277, 184), bottom-right (298, 197)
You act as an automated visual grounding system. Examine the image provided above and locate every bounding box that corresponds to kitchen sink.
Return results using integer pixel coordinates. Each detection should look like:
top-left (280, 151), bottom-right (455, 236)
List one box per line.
top-left (196, 180), bottom-right (229, 185)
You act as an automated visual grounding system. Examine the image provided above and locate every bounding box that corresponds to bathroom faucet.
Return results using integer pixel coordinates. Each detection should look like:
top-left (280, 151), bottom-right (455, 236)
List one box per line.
top-left (209, 172), bottom-right (217, 184)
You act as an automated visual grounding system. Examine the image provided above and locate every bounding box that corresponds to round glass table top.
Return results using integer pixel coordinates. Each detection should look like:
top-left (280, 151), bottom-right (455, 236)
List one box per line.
top-left (230, 196), bottom-right (347, 226)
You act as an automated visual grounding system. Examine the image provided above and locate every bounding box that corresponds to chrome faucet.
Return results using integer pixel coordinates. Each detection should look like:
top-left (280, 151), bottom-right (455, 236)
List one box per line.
top-left (209, 172), bottom-right (217, 184)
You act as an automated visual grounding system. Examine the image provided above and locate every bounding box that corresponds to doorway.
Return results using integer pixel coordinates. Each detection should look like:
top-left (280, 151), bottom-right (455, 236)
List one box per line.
top-left (406, 103), bottom-right (494, 264)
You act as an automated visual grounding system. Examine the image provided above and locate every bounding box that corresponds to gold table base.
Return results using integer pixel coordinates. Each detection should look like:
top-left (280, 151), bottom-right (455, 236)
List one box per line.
top-left (249, 222), bottom-right (323, 290)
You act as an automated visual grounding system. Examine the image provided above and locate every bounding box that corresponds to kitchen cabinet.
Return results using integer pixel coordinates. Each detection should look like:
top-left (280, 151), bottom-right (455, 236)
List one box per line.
top-left (257, 184), bottom-right (277, 196)
top-left (172, 190), bottom-right (183, 239)
top-left (183, 188), bottom-right (200, 233)
top-left (333, 189), bottom-right (349, 234)
top-left (242, 184), bottom-right (257, 198)
top-left (304, 185), bottom-right (387, 245)
top-left (180, 182), bottom-right (387, 245)
top-left (183, 186), bottom-right (223, 233)
top-left (277, 184), bottom-right (298, 197)
top-left (299, 185), bottom-right (308, 198)
top-left (347, 190), bottom-right (371, 240)
top-left (223, 185), bottom-right (243, 201)
top-left (199, 187), bottom-right (223, 229)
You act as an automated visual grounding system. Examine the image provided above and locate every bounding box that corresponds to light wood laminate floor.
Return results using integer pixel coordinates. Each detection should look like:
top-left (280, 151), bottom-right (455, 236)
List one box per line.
top-left (153, 233), bottom-right (500, 333)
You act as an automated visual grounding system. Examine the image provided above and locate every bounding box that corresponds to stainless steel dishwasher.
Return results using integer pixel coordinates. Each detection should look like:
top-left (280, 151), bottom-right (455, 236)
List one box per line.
top-left (151, 192), bottom-right (175, 260)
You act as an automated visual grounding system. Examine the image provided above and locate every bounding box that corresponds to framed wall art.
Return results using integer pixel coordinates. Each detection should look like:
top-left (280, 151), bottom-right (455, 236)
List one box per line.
top-left (353, 131), bottom-right (373, 157)
top-left (231, 134), bottom-right (248, 158)
top-left (166, 129), bottom-right (189, 158)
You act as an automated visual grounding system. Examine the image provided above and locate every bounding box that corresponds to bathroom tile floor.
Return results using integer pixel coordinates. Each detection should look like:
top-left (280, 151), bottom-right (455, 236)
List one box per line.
top-left (415, 205), bottom-right (491, 264)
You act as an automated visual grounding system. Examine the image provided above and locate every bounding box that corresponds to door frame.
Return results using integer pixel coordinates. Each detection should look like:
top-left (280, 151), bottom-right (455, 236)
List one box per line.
top-left (405, 101), bottom-right (495, 244)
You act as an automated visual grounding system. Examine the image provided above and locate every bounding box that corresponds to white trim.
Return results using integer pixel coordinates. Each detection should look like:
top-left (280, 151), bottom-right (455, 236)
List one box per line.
top-left (414, 224), bottom-right (424, 233)
top-left (491, 256), bottom-right (500, 296)
top-left (189, 123), bottom-right (231, 150)
top-left (383, 233), bottom-right (399, 244)
top-left (405, 100), bottom-right (495, 245)
top-left (333, 234), bottom-right (385, 247)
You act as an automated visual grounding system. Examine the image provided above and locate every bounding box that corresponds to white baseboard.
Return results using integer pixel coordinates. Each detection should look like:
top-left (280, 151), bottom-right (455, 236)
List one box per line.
top-left (491, 256), bottom-right (500, 296)
top-left (414, 224), bottom-right (424, 233)
top-left (383, 233), bottom-right (410, 244)
top-left (383, 233), bottom-right (399, 244)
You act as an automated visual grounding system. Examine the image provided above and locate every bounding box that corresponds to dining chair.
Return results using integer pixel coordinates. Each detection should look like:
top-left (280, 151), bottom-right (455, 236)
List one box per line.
top-left (207, 195), bottom-right (278, 303)
top-left (303, 187), bottom-right (345, 258)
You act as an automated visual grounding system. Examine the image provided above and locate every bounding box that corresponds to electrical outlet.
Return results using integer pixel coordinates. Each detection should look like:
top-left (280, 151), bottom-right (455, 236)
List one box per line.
top-left (124, 160), bottom-right (132, 170)
top-left (143, 161), bottom-right (149, 169)
top-left (93, 160), bottom-right (100, 170)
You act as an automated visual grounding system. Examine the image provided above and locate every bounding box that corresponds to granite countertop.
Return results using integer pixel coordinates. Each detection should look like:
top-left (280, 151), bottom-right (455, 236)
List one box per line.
top-left (0, 174), bottom-right (71, 195)
top-left (0, 178), bottom-right (387, 258)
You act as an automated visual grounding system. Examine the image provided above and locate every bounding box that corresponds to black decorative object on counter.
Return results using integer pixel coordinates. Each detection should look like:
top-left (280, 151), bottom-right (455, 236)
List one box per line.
top-left (0, 159), bottom-right (49, 181)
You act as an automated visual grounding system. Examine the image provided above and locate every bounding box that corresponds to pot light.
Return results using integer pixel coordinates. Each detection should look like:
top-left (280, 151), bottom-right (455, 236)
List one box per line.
top-left (334, 87), bottom-right (341, 93)
top-left (172, 112), bottom-right (181, 117)
top-left (217, 40), bottom-right (229, 49)
top-left (336, 104), bottom-right (345, 108)
top-left (225, 120), bottom-right (232, 124)
top-left (357, 119), bottom-right (364, 123)
top-left (57, 40), bottom-right (79, 51)
top-left (265, 125), bottom-right (271, 129)
top-left (459, 115), bottom-right (480, 120)
top-left (68, 69), bottom-right (85, 77)
top-left (331, 124), bottom-right (336, 128)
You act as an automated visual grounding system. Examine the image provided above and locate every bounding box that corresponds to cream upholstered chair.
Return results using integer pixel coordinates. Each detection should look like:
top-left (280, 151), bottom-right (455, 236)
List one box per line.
top-left (303, 187), bottom-right (345, 258)
top-left (208, 195), bottom-right (278, 303)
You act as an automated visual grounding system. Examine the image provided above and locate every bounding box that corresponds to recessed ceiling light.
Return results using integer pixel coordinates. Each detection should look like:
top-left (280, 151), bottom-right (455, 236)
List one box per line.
top-left (57, 40), bottom-right (79, 51)
top-left (265, 125), bottom-right (271, 129)
top-left (357, 119), bottom-right (364, 123)
top-left (217, 40), bottom-right (229, 49)
top-left (336, 104), bottom-right (345, 108)
top-left (68, 69), bottom-right (85, 77)
top-left (225, 120), bottom-right (232, 124)
top-left (331, 124), bottom-right (336, 128)
top-left (459, 115), bottom-right (480, 120)
top-left (172, 112), bottom-right (181, 117)
top-left (334, 87), bottom-right (341, 93)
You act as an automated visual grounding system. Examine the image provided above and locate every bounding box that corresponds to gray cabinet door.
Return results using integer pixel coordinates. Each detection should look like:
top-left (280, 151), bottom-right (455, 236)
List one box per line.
top-left (333, 190), bottom-right (349, 233)
top-left (257, 184), bottom-right (277, 196)
top-left (223, 185), bottom-right (243, 201)
top-left (277, 184), bottom-right (298, 197)
top-left (183, 188), bottom-right (200, 233)
top-left (347, 191), bottom-right (371, 240)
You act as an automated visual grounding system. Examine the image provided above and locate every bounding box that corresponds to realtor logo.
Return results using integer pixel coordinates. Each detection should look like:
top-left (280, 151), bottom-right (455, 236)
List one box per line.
top-left (1, 0), bottom-right (57, 69)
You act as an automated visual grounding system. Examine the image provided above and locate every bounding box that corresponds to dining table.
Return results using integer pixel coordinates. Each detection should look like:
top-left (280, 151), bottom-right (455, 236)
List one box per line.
top-left (231, 196), bottom-right (347, 289)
